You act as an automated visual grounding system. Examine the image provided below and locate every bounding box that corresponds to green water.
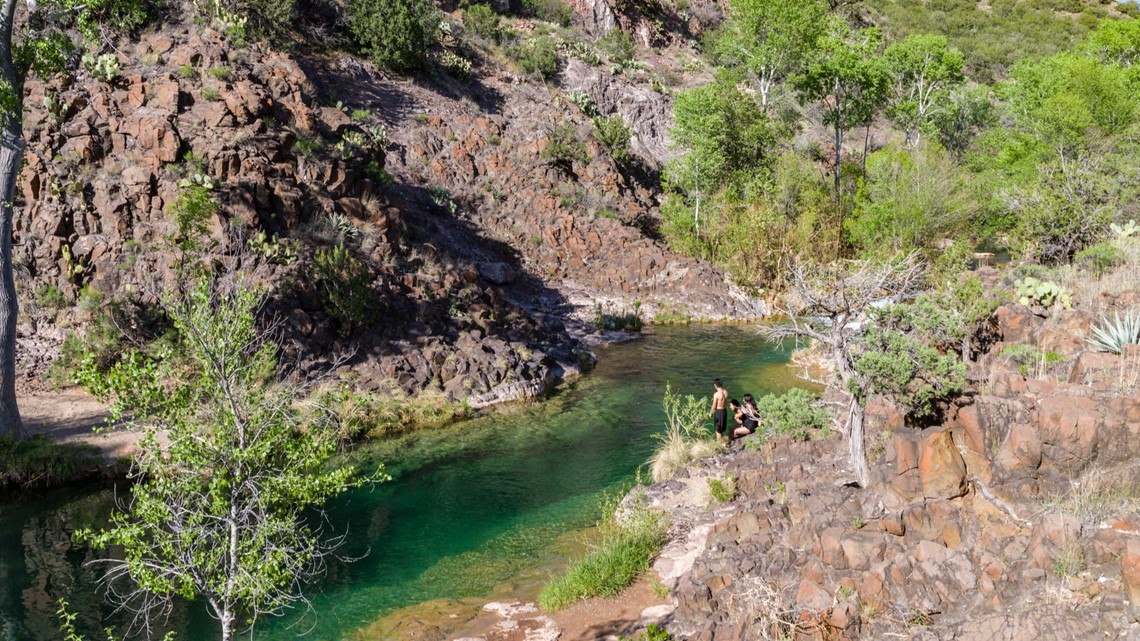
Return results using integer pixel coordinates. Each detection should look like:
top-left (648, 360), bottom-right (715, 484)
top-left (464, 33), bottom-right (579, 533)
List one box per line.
top-left (0, 325), bottom-right (806, 641)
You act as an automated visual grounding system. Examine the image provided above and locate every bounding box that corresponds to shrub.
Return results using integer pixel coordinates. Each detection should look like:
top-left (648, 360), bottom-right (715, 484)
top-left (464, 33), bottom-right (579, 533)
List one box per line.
top-left (464, 3), bottom-right (500, 41)
top-left (1086, 310), bottom-right (1140, 355)
top-left (168, 185), bottom-right (219, 251)
top-left (521, 0), bottom-right (572, 26)
top-left (35, 284), bottom-right (66, 310)
top-left (1075, 243), bottom-right (1126, 277)
top-left (537, 505), bottom-right (668, 610)
top-left (598, 29), bottom-right (636, 66)
top-left (542, 123), bottom-right (588, 169)
top-left (592, 114), bottom-right (632, 162)
top-left (707, 473), bottom-right (737, 502)
top-left (755, 388), bottom-right (831, 441)
top-left (313, 386), bottom-right (469, 441)
top-left (438, 50), bottom-right (473, 80)
top-left (594, 300), bottom-right (643, 332)
top-left (313, 245), bottom-right (376, 331)
top-left (349, 0), bottom-right (439, 72)
top-left (509, 35), bottom-right (559, 79)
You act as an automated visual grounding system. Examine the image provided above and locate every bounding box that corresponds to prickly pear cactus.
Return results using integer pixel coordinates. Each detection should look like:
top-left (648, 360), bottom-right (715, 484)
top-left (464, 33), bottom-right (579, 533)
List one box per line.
top-left (1014, 277), bottom-right (1072, 310)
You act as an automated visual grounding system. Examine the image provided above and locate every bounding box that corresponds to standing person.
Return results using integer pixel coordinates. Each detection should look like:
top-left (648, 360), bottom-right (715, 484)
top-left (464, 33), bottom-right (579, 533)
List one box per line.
top-left (710, 378), bottom-right (728, 441)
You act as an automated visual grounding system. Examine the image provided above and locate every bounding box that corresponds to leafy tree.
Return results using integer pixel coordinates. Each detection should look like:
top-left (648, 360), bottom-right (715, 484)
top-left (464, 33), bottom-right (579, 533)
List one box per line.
top-left (0, 0), bottom-right (153, 439)
top-left (464, 4), bottom-right (501, 41)
top-left (349, 0), bottom-right (440, 72)
top-left (884, 34), bottom-right (965, 145)
top-left (665, 71), bottom-right (780, 241)
top-left (1082, 17), bottom-right (1140, 67)
top-left (847, 141), bottom-right (976, 255)
top-left (77, 277), bottom-right (380, 641)
top-left (931, 86), bottom-right (996, 159)
top-left (792, 23), bottom-right (890, 197)
top-left (762, 254), bottom-right (929, 487)
top-left (714, 0), bottom-right (828, 111)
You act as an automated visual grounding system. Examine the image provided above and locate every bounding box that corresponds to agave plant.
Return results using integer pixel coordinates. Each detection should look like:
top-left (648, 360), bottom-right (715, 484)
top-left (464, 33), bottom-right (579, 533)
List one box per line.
top-left (1086, 310), bottom-right (1140, 354)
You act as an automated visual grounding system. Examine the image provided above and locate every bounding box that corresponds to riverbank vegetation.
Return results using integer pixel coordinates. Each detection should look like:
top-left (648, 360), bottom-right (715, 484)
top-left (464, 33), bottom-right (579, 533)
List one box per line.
top-left (537, 503), bottom-right (669, 610)
top-left (663, 0), bottom-right (1140, 292)
top-left (0, 436), bottom-right (104, 490)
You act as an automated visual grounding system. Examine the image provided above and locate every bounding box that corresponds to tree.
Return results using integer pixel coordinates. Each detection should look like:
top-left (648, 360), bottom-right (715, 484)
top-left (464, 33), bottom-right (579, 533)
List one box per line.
top-left (665, 71), bottom-right (779, 243)
top-left (884, 34), bottom-right (965, 145)
top-left (0, 1), bottom-right (151, 439)
top-left (792, 24), bottom-right (889, 198)
top-left (931, 85), bottom-right (995, 159)
top-left (1082, 17), bottom-right (1140, 67)
top-left (77, 278), bottom-right (380, 641)
top-left (715, 0), bottom-right (828, 111)
top-left (761, 254), bottom-right (930, 487)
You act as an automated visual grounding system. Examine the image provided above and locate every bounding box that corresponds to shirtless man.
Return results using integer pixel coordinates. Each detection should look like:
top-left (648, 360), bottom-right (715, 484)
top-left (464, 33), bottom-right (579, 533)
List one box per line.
top-left (709, 378), bottom-right (728, 441)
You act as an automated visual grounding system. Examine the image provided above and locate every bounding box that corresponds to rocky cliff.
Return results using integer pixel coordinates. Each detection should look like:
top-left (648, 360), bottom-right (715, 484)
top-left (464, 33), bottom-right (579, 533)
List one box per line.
top-left (13, 1), bottom-right (761, 404)
top-left (643, 274), bottom-right (1140, 641)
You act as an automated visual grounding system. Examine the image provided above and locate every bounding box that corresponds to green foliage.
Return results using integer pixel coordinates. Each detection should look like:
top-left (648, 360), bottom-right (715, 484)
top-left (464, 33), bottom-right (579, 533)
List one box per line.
top-left (464, 4), bottom-right (501, 41)
top-left (77, 278), bottom-right (381, 639)
top-left (713, 0), bottom-right (827, 109)
top-left (592, 114), bottom-right (632, 162)
top-left (168, 185), bottom-right (218, 251)
top-left (755, 388), bottom-right (831, 441)
top-left (509, 35), bottom-right (560, 79)
top-left (1014, 276), bottom-right (1072, 309)
top-left (618, 623), bottom-right (673, 641)
top-left (932, 86), bottom-right (996, 159)
top-left (792, 23), bottom-right (890, 194)
top-left (999, 343), bottom-right (1063, 375)
top-left (521, 0), bottom-right (573, 26)
top-left (598, 29), bottom-right (636, 66)
top-left (1086, 310), bottom-right (1140, 355)
top-left (1075, 242), bottom-right (1126, 277)
top-left (594, 300), bottom-right (644, 332)
top-left (349, 0), bottom-right (440, 72)
top-left (848, 142), bottom-right (976, 256)
top-left (247, 231), bottom-right (297, 265)
top-left (855, 307), bottom-right (967, 419)
top-left (567, 90), bottom-right (596, 115)
top-left (313, 386), bottom-right (470, 441)
top-left (542, 123), bottom-right (588, 169)
top-left (884, 34), bottom-right (965, 143)
top-left (707, 473), bottom-right (738, 502)
top-left (438, 50), bottom-right (473, 80)
top-left (649, 383), bottom-right (718, 482)
top-left (1083, 17), bottom-right (1140, 66)
top-left (0, 435), bottom-right (101, 490)
top-left (35, 284), bottom-right (66, 310)
top-left (313, 245), bottom-right (376, 331)
top-left (537, 505), bottom-right (668, 610)
top-left (81, 53), bottom-right (121, 83)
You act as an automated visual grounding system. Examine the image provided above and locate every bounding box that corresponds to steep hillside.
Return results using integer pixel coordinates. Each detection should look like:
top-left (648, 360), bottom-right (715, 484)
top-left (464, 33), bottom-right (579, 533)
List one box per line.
top-left (13, 2), bottom-right (761, 406)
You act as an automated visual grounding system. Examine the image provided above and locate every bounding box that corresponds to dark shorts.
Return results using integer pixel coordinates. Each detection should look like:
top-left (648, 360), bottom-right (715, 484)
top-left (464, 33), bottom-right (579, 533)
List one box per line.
top-left (714, 409), bottom-right (728, 434)
top-left (737, 418), bottom-right (758, 435)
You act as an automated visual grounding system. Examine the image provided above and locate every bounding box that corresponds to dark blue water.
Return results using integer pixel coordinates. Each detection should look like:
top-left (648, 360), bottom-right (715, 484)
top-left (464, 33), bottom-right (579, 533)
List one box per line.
top-left (0, 325), bottom-right (808, 641)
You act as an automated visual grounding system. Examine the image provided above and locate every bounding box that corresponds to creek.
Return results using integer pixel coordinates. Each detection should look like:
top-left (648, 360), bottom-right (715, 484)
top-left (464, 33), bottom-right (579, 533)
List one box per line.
top-left (0, 325), bottom-right (808, 641)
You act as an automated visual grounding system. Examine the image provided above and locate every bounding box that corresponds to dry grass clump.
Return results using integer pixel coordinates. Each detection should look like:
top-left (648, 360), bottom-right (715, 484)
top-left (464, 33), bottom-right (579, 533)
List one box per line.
top-left (1059, 236), bottom-right (1140, 315)
top-left (1041, 466), bottom-right (1140, 528)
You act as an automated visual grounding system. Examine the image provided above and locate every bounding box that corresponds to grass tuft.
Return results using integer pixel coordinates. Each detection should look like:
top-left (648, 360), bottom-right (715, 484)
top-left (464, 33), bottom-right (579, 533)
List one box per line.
top-left (538, 506), bottom-right (669, 610)
top-left (0, 436), bottom-right (103, 490)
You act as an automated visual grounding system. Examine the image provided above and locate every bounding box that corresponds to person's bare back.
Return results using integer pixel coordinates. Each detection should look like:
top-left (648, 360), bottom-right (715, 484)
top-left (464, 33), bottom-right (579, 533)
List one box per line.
top-left (709, 378), bottom-right (728, 440)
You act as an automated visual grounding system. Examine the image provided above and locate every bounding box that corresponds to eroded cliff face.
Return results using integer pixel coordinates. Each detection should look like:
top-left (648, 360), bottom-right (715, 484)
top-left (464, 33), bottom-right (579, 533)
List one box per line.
top-left (13, 2), bottom-right (765, 402)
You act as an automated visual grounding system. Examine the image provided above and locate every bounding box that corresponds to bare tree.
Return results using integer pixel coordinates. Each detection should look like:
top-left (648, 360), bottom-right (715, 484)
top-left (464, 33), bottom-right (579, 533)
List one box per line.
top-left (761, 253), bottom-right (925, 487)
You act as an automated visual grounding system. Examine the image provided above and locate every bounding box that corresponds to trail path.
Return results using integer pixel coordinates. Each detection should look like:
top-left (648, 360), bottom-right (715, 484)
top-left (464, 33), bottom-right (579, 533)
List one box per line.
top-left (21, 391), bottom-right (140, 459)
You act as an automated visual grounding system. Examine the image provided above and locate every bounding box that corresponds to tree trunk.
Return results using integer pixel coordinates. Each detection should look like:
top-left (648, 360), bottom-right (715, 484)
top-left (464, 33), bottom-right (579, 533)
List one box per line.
top-left (962, 334), bottom-right (971, 365)
top-left (219, 605), bottom-right (234, 641)
top-left (0, 123), bottom-right (24, 439)
top-left (847, 400), bottom-right (870, 488)
top-left (833, 121), bottom-right (842, 199)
